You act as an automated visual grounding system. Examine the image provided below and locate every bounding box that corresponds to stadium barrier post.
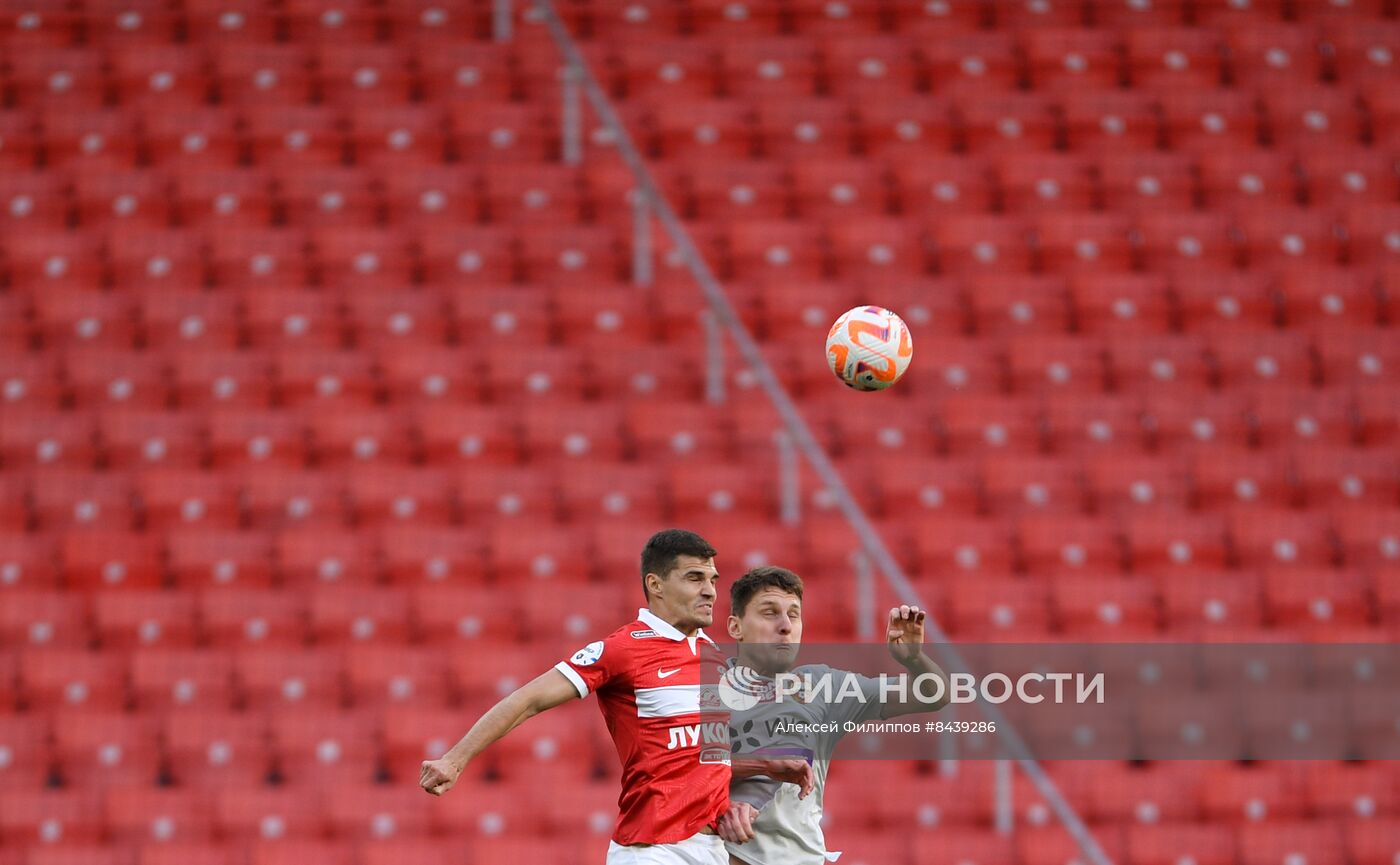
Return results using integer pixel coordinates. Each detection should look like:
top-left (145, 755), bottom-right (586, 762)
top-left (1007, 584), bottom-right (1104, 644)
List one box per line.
top-left (561, 66), bottom-right (582, 166)
top-left (633, 192), bottom-right (653, 287)
top-left (493, 0), bottom-right (512, 42)
top-left (703, 310), bottom-right (725, 405)
top-left (776, 430), bottom-right (801, 526)
top-left (994, 759), bottom-right (1014, 837)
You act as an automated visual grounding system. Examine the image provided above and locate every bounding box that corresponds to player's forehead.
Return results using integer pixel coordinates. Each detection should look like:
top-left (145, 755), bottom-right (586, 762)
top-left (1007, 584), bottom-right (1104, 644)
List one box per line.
top-left (671, 554), bottom-right (717, 576)
top-left (749, 587), bottom-right (800, 608)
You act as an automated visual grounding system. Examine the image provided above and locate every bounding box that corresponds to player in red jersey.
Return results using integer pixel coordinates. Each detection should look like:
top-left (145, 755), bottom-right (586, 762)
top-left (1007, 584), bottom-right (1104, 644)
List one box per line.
top-left (420, 529), bottom-right (809, 864)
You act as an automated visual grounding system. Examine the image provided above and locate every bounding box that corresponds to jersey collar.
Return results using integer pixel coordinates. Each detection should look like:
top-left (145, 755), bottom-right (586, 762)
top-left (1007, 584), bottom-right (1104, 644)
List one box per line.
top-left (638, 607), bottom-right (715, 644)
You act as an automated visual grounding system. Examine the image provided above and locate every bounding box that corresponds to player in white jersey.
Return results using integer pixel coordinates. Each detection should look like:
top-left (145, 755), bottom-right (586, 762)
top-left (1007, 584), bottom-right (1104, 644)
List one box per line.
top-left (717, 566), bottom-right (949, 865)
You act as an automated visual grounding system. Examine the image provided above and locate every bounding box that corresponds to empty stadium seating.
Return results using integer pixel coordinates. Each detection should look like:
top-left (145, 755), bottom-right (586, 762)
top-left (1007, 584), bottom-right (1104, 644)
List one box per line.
top-left (1, 0), bottom-right (1398, 863)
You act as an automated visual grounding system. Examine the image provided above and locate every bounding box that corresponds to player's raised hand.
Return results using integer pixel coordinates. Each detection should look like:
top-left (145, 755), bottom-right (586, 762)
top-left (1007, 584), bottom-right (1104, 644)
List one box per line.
top-left (716, 801), bottom-right (759, 844)
top-left (886, 605), bottom-right (926, 664)
top-left (419, 757), bottom-right (462, 796)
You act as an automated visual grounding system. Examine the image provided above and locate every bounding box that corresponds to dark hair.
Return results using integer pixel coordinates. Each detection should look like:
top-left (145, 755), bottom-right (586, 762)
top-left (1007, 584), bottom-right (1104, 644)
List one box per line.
top-left (640, 529), bottom-right (718, 600)
top-left (730, 566), bottom-right (804, 616)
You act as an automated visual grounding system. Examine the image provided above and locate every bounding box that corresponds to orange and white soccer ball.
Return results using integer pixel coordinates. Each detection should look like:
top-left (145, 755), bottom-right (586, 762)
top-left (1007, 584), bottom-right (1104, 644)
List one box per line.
top-left (824, 305), bottom-right (913, 391)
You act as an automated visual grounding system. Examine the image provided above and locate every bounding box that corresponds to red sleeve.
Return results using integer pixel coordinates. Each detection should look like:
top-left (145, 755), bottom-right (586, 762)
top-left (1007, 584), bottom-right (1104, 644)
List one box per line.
top-left (554, 632), bottom-right (627, 698)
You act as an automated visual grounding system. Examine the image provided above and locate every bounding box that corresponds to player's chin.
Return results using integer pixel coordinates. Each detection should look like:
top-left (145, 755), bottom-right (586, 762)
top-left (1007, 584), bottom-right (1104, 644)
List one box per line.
top-left (694, 603), bottom-right (715, 624)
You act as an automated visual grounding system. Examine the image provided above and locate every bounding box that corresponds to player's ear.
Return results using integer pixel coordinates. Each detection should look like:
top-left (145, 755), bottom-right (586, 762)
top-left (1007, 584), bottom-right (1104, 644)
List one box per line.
top-left (644, 571), bottom-right (664, 600)
top-left (727, 614), bottom-right (743, 640)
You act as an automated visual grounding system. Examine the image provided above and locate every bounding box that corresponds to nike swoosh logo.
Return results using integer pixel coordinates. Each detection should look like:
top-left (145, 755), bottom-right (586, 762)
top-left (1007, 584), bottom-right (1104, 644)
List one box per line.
top-left (657, 668), bottom-right (681, 679)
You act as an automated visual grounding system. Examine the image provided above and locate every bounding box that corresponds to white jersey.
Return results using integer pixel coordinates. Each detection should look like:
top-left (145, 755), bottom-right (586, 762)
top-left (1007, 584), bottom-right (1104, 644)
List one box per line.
top-left (724, 663), bottom-right (884, 865)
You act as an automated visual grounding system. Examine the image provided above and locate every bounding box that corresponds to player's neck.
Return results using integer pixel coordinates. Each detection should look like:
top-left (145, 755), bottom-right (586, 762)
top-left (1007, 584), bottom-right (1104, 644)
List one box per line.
top-left (647, 603), bottom-right (700, 638)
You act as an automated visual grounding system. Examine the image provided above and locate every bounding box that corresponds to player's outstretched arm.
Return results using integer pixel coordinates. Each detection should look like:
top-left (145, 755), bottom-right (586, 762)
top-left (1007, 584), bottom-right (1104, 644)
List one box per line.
top-left (730, 757), bottom-right (814, 799)
top-left (419, 668), bottom-right (580, 796)
top-left (881, 604), bottom-right (951, 719)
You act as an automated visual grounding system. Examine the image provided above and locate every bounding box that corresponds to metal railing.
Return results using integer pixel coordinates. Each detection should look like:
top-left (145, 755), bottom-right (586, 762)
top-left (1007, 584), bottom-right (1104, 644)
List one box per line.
top-left (518, 2), bottom-right (1115, 862)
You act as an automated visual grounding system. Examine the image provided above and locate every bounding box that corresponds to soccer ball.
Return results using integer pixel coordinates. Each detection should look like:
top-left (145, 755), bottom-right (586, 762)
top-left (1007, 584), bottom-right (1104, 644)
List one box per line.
top-left (824, 305), bottom-right (913, 391)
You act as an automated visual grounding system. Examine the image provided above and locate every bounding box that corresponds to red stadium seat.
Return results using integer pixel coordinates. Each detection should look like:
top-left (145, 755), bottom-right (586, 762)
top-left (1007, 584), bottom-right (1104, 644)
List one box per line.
top-left (0, 714), bottom-right (51, 788)
top-left (1210, 331), bottom-right (1316, 389)
top-left (143, 108), bottom-right (242, 170)
top-left (958, 93), bottom-right (1058, 155)
top-left (411, 586), bottom-right (522, 645)
top-left (948, 577), bottom-right (1053, 639)
top-left (1264, 87), bottom-right (1365, 150)
top-left (346, 465), bottom-right (455, 525)
top-left (273, 349), bottom-right (377, 408)
top-left (165, 710), bottom-right (271, 788)
top-left (1193, 449), bottom-right (1296, 509)
top-left (1229, 509), bottom-right (1335, 568)
top-left (215, 787), bottom-right (326, 842)
top-left (20, 649), bottom-right (126, 711)
top-left (1019, 514), bottom-right (1121, 577)
top-left (1297, 147), bottom-right (1400, 209)
top-left (93, 590), bottom-right (197, 649)
top-left (933, 215), bottom-right (1034, 276)
top-left (1174, 271), bottom-right (1276, 334)
top-left (240, 469), bottom-right (347, 531)
top-left (109, 45), bottom-right (210, 109)
top-left (911, 516), bottom-right (1015, 578)
top-left (207, 408), bottom-right (307, 470)
top-left (1127, 27), bottom-right (1224, 91)
top-left (1293, 446), bottom-right (1399, 508)
top-left (855, 97), bottom-right (955, 161)
top-left (309, 587), bottom-right (411, 645)
top-left (1160, 569), bottom-right (1266, 633)
top-left (1024, 27), bottom-right (1122, 91)
top-left (719, 38), bottom-right (821, 101)
top-left (0, 790), bottom-right (104, 847)
top-left (741, 99), bottom-right (848, 165)
top-left (1124, 512), bottom-right (1230, 572)
top-left (998, 153), bottom-right (1097, 214)
top-left (1263, 566), bottom-right (1370, 628)
top-left (273, 168), bottom-right (378, 230)
top-left (1198, 149), bottom-right (1295, 209)
top-left (200, 588), bottom-right (307, 648)
top-left (1136, 211), bottom-right (1239, 274)
top-left (1061, 91), bottom-right (1159, 155)
top-left (1275, 267), bottom-right (1383, 328)
top-left (1127, 823), bottom-right (1235, 865)
top-left (208, 229), bottom-right (311, 290)
top-left (168, 530), bottom-right (275, 590)
top-left (2, 171), bottom-right (72, 231)
top-left (106, 787), bottom-right (213, 846)
top-left (0, 533), bottom-right (59, 592)
top-left (235, 648), bottom-right (344, 711)
top-left (1226, 23), bottom-right (1325, 89)
top-left (685, 161), bottom-right (788, 223)
top-left (130, 648), bottom-right (236, 711)
top-left (53, 711), bottom-right (160, 788)
top-left (93, 435), bottom-right (177, 502)
top-left (170, 169), bottom-right (275, 229)
top-left (1160, 89), bottom-right (1261, 152)
top-left (1, 591), bottom-right (87, 649)
top-left (306, 410), bottom-right (416, 467)
top-left (822, 35), bottom-right (922, 101)
top-left (0, 111), bottom-right (39, 171)
top-left (448, 101), bottom-right (554, 164)
top-left (0, 409), bottom-right (99, 470)
top-left (888, 155), bottom-right (993, 219)
top-left (60, 529), bottom-right (161, 589)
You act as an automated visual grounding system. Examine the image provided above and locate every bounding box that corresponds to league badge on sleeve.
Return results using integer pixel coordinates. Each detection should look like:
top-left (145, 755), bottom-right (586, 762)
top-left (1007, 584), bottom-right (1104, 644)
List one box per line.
top-left (571, 640), bottom-right (605, 666)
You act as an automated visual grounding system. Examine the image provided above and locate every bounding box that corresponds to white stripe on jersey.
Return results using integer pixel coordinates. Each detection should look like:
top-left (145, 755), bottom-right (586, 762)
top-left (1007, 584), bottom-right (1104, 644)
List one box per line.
top-left (635, 684), bottom-right (705, 718)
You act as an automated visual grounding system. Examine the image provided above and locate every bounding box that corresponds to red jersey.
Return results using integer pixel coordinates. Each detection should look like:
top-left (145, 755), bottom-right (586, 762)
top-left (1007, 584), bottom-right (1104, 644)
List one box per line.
top-left (555, 607), bottom-right (731, 845)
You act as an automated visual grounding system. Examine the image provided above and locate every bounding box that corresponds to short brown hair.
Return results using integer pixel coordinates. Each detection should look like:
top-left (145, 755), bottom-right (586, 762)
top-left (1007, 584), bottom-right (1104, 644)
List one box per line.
top-left (640, 529), bottom-right (717, 600)
top-left (730, 566), bottom-right (804, 616)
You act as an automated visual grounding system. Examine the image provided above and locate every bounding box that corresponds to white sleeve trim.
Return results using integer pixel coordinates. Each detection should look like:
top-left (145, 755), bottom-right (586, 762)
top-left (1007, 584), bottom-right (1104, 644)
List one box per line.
top-left (554, 661), bottom-right (589, 698)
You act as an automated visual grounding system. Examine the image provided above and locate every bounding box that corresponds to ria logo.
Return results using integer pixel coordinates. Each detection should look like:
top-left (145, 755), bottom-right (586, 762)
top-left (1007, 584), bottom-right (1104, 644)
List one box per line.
top-left (718, 664), bottom-right (772, 711)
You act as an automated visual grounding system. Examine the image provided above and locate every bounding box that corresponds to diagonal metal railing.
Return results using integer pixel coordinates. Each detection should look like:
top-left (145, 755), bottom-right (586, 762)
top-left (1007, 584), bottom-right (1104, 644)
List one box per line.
top-left (525, 2), bottom-right (1114, 862)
